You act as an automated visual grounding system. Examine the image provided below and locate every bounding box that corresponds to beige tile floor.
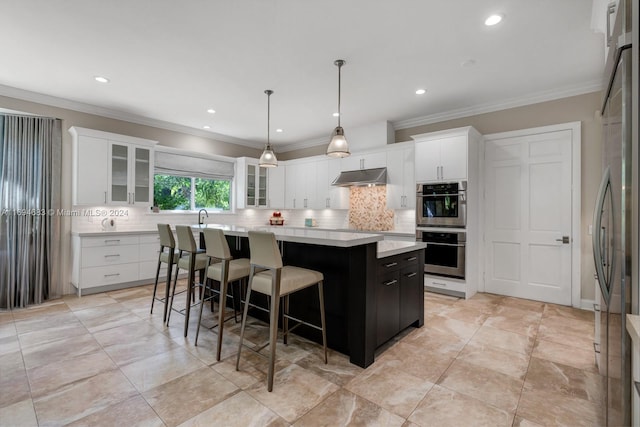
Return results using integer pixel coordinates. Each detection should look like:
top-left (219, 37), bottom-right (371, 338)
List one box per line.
top-left (0, 283), bottom-right (603, 426)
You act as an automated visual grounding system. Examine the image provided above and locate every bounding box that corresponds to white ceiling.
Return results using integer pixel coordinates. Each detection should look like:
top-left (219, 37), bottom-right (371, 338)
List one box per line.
top-left (0, 0), bottom-right (604, 151)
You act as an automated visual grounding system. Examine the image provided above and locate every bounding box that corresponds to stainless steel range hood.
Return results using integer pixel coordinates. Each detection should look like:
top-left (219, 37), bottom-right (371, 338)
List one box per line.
top-left (331, 167), bottom-right (387, 187)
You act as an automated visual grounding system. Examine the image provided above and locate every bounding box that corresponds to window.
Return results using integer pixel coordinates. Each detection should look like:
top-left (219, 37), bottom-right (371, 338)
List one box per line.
top-left (153, 148), bottom-right (235, 212)
top-left (154, 175), bottom-right (231, 211)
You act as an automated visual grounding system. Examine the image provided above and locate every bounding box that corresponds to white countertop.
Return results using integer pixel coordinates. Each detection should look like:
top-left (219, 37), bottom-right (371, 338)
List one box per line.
top-left (377, 240), bottom-right (426, 258)
top-left (73, 224), bottom-right (427, 253)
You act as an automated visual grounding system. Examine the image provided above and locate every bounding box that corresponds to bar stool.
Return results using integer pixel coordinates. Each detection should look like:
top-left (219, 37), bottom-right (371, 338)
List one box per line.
top-left (150, 224), bottom-right (179, 323)
top-left (236, 230), bottom-right (327, 392)
top-left (195, 228), bottom-right (251, 361)
top-left (167, 225), bottom-right (209, 337)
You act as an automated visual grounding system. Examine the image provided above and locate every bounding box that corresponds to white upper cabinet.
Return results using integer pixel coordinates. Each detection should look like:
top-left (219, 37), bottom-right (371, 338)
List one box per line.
top-left (316, 158), bottom-right (348, 209)
top-left (70, 127), bottom-right (157, 206)
top-left (386, 142), bottom-right (416, 209)
top-left (413, 127), bottom-right (478, 183)
top-left (341, 150), bottom-right (387, 171)
top-left (108, 143), bottom-right (153, 206)
top-left (236, 157), bottom-right (269, 208)
top-left (267, 166), bottom-right (285, 209)
top-left (73, 134), bottom-right (109, 205)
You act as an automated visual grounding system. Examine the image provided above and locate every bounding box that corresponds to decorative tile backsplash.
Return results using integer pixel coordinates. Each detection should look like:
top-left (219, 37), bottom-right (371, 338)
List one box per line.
top-left (348, 186), bottom-right (394, 231)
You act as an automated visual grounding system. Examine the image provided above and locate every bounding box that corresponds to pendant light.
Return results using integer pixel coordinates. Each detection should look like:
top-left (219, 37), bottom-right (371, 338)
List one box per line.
top-left (326, 59), bottom-right (350, 158)
top-left (259, 89), bottom-right (278, 167)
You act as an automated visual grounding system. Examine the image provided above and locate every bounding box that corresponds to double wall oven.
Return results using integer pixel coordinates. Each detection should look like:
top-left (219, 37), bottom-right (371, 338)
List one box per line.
top-left (416, 181), bottom-right (466, 279)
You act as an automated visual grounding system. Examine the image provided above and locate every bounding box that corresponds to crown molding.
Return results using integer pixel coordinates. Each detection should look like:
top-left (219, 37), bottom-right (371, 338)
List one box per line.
top-left (276, 135), bottom-right (330, 153)
top-left (0, 84), bottom-right (263, 149)
top-left (392, 80), bottom-right (604, 130)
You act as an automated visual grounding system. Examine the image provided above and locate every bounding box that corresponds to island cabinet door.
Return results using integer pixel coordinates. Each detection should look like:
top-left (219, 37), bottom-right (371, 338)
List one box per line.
top-left (376, 270), bottom-right (400, 347)
top-left (399, 264), bottom-right (422, 330)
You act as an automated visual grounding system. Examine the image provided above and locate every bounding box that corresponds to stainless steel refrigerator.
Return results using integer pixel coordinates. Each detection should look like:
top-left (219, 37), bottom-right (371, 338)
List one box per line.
top-left (592, 0), bottom-right (638, 425)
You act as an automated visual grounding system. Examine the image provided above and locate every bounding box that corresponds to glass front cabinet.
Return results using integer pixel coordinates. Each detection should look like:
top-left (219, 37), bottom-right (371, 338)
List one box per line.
top-left (236, 157), bottom-right (269, 208)
top-left (108, 142), bottom-right (153, 206)
top-left (70, 126), bottom-right (157, 207)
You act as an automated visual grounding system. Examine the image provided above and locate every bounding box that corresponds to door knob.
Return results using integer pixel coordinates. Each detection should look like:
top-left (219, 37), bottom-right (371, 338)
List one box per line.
top-left (555, 236), bottom-right (570, 244)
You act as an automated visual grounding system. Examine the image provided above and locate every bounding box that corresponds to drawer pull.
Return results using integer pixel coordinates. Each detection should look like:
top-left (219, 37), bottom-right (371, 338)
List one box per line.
top-left (104, 239), bottom-right (121, 244)
top-left (405, 256), bottom-right (417, 262)
top-left (432, 281), bottom-right (447, 287)
top-left (383, 279), bottom-right (398, 286)
top-left (384, 262), bottom-right (398, 268)
top-left (104, 273), bottom-right (120, 278)
top-left (405, 272), bottom-right (417, 278)
top-left (104, 254), bottom-right (121, 258)
top-left (593, 342), bottom-right (600, 354)
top-left (593, 303), bottom-right (600, 312)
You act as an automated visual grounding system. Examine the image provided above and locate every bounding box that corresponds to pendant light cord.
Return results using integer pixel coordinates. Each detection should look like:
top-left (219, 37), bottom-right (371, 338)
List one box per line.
top-left (337, 62), bottom-right (341, 128)
top-left (265, 89), bottom-right (273, 148)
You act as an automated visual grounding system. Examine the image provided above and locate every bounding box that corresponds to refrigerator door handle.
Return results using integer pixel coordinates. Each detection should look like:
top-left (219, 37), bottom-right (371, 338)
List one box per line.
top-left (592, 166), bottom-right (613, 305)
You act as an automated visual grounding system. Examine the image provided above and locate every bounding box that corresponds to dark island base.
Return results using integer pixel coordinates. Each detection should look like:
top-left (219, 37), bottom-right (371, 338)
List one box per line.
top-left (218, 235), bottom-right (424, 368)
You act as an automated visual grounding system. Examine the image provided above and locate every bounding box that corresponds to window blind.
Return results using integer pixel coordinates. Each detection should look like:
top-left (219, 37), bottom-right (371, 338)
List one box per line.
top-left (155, 150), bottom-right (234, 180)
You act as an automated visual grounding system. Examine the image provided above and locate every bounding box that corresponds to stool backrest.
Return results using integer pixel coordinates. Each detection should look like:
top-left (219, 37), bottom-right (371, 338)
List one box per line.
top-left (203, 228), bottom-right (231, 260)
top-left (248, 231), bottom-right (283, 269)
top-left (157, 224), bottom-right (175, 248)
top-left (175, 225), bottom-right (197, 253)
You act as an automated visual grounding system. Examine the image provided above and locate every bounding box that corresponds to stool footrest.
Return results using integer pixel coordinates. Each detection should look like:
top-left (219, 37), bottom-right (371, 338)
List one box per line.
top-left (283, 313), bottom-right (322, 332)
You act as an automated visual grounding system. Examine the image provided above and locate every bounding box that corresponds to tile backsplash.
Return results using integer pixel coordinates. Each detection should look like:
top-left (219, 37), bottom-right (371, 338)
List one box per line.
top-left (71, 200), bottom-right (414, 233)
top-left (348, 186), bottom-right (395, 231)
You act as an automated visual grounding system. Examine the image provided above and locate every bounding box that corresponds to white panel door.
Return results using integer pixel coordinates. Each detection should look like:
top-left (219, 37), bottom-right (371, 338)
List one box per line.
top-left (484, 130), bottom-right (573, 305)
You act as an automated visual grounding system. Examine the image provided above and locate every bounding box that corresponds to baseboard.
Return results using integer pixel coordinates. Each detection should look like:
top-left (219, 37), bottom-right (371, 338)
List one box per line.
top-left (580, 299), bottom-right (596, 311)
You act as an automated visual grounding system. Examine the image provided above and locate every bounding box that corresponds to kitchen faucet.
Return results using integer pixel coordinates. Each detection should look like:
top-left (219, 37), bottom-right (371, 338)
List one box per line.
top-left (198, 209), bottom-right (208, 225)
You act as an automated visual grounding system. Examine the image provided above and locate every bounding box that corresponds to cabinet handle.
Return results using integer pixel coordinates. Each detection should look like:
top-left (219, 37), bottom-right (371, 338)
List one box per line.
top-left (593, 342), bottom-right (600, 354)
top-left (293, 198), bottom-right (296, 209)
top-left (360, 159), bottom-right (364, 170)
top-left (593, 303), bottom-right (600, 312)
top-left (304, 198), bottom-right (308, 208)
top-left (326, 198), bottom-right (330, 208)
top-left (405, 272), bottom-right (417, 278)
top-left (405, 256), bottom-right (417, 262)
top-left (383, 279), bottom-right (397, 286)
top-left (384, 262), bottom-right (398, 268)
top-left (104, 254), bottom-right (121, 258)
top-left (104, 273), bottom-right (120, 278)
top-left (104, 191), bottom-right (107, 203)
top-left (432, 281), bottom-right (447, 287)
top-left (104, 239), bottom-right (121, 244)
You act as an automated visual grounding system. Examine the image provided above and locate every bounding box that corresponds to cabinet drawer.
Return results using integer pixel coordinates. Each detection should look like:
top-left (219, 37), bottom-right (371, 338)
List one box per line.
top-left (377, 251), bottom-right (419, 274)
top-left (139, 260), bottom-right (168, 281)
top-left (139, 242), bottom-right (161, 262)
top-left (81, 263), bottom-right (139, 288)
top-left (82, 235), bottom-right (139, 247)
top-left (82, 244), bottom-right (139, 267)
top-left (424, 276), bottom-right (465, 293)
top-left (139, 234), bottom-right (161, 244)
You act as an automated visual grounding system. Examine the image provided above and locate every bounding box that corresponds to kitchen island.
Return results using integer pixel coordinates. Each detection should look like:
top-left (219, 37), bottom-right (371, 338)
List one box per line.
top-left (71, 224), bottom-right (425, 368)
top-left (194, 224), bottom-right (426, 368)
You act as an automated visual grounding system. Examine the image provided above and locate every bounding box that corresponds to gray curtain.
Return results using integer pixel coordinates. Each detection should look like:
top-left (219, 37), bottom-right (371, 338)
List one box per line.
top-left (0, 115), bottom-right (62, 309)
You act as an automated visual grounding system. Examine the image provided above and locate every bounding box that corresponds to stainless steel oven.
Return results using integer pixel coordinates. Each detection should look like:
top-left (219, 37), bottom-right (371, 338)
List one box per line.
top-left (416, 228), bottom-right (465, 279)
top-left (416, 181), bottom-right (466, 228)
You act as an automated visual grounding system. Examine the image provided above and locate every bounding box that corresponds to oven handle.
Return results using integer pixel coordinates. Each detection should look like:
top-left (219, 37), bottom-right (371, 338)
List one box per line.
top-left (423, 241), bottom-right (466, 247)
top-left (416, 193), bottom-right (465, 198)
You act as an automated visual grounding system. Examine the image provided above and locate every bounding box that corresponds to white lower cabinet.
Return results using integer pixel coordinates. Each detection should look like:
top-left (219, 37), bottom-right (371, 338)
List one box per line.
top-left (139, 234), bottom-right (166, 280)
top-left (72, 232), bottom-right (166, 296)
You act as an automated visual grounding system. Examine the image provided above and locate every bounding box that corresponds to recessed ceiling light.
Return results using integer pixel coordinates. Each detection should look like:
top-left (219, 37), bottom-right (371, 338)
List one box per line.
top-left (276, 128), bottom-right (283, 133)
top-left (415, 89), bottom-right (426, 95)
top-left (333, 112), bottom-right (340, 117)
top-left (94, 76), bottom-right (110, 83)
top-left (485, 14), bottom-right (503, 26)
top-left (203, 125), bottom-right (210, 129)
top-left (207, 108), bottom-right (216, 114)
